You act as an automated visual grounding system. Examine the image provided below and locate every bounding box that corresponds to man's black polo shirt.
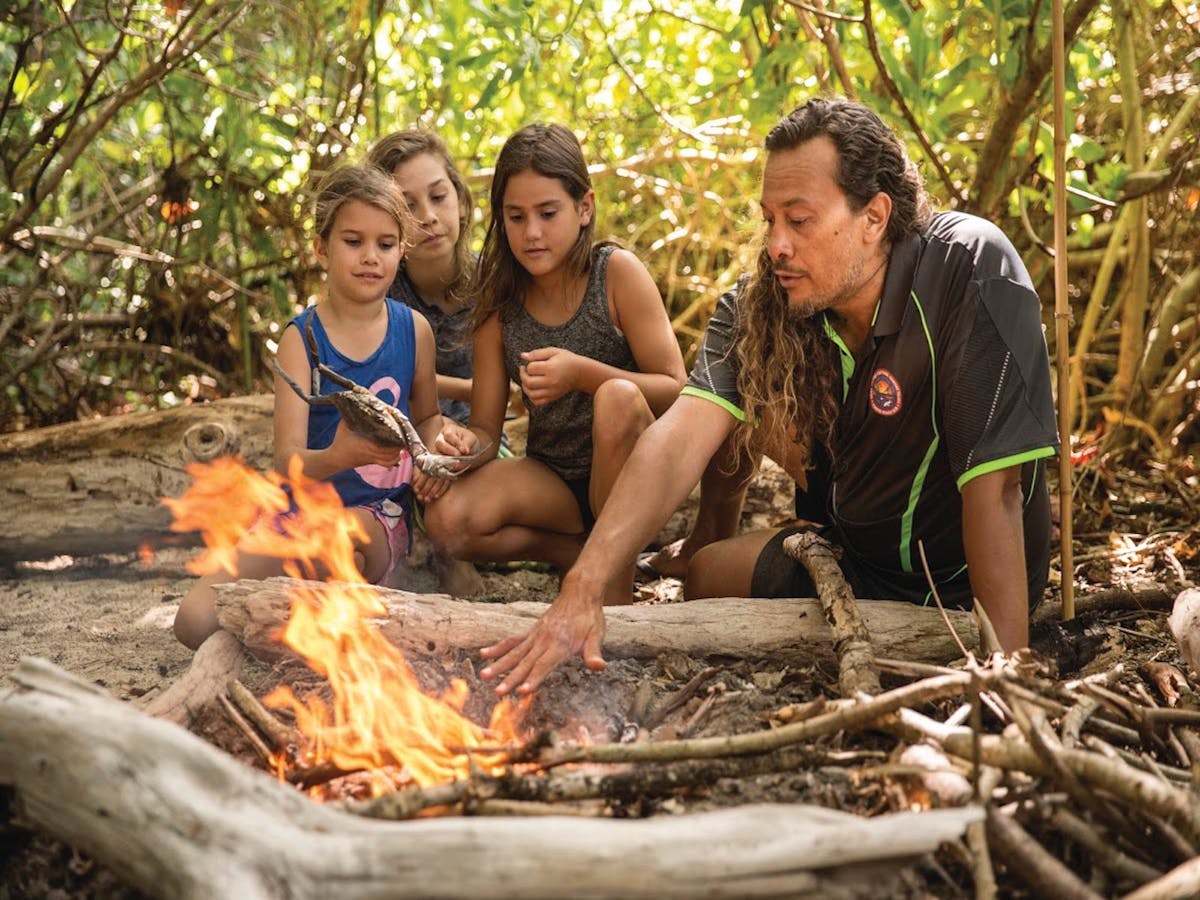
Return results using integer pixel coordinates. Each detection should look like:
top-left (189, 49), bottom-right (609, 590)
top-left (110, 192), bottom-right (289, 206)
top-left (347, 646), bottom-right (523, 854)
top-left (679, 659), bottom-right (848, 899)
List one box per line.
top-left (683, 211), bottom-right (1059, 606)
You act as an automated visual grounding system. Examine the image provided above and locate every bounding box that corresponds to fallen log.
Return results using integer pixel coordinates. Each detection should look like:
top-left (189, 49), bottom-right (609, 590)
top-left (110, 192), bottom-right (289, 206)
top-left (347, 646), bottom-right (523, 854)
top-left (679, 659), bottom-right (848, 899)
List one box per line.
top-left (214, 576), bottom-right (977, 666)
top-left (0, 657), bottom-right (982, 899)
top-left (0, 395), bottom-right (273, 564)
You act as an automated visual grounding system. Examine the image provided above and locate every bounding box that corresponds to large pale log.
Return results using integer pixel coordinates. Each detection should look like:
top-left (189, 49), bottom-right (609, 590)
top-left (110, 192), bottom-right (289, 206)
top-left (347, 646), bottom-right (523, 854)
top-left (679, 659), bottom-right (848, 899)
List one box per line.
top-left (0, 657), bottom-right (981, 899)
top-left (215, 577), bottom-right (978, 666)
top-left (0, 395), bottom-right (273, 563)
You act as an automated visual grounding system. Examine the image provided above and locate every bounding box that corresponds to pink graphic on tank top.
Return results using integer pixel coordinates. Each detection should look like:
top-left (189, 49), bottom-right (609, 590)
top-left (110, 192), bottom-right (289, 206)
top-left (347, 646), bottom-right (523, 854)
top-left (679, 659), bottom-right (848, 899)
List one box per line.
top-left (355, 376), bottom-right (414, 489)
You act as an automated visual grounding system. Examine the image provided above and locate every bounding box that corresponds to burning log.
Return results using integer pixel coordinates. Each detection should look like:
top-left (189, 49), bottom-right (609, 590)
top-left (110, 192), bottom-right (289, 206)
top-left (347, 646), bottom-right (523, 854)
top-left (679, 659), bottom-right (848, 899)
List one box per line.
top-left (0, 658), bottom-right (983, 899)
top-left (213, 577), bottom-right (978, 668)
top-left (0, 395), bottom-right (273, 564)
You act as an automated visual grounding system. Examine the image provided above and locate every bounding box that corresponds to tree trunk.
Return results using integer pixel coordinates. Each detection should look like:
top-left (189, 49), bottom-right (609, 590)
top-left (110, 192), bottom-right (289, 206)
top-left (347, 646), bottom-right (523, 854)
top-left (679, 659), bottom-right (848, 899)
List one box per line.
top-left (0, 395), bottom-right (272, 564)
top-left (214, 577), bottom-right (978, 667)
top-left (0, 657), bottom-right (981, 899)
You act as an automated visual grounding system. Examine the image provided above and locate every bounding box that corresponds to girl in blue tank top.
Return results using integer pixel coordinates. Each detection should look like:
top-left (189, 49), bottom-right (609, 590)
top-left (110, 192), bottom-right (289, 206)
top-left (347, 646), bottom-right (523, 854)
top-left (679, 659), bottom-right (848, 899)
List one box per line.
top-left (422, 123), bottom-right (686, 612)
top-left (173, 164), bottom-right (453, 650)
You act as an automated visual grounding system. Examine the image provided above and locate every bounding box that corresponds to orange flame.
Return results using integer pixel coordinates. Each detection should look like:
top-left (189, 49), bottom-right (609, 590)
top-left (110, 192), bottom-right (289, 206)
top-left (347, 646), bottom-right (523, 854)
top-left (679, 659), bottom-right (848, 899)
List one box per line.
top-left (166, 456), bottom-right (528, 797)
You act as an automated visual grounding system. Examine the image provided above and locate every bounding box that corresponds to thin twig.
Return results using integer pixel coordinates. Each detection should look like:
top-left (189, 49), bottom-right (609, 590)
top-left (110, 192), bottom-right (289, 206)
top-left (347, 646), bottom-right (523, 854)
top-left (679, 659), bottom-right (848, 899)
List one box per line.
top-left (531, 672), bottom-right (979, 768)
top-left (918, 539), bottom-right (970, 660)
top-left (226, 679), bottom-right (297, 752)
top-left (217, 692), bottom-right (272, 764)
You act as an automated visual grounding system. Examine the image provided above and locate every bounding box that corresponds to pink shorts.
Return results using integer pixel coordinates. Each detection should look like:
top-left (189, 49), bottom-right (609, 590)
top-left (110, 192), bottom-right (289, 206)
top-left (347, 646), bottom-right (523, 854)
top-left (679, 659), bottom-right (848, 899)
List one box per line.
top-left (364, 498), bottom-right (410, 584)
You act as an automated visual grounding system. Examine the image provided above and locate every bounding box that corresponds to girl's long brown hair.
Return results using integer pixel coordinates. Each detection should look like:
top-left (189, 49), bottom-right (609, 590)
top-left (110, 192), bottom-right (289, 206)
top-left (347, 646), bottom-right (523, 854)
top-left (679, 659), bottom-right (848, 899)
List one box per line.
top-left (474, 123), bottom-right (598, 328)
top-left (367, 129), bottom-right (476, 306)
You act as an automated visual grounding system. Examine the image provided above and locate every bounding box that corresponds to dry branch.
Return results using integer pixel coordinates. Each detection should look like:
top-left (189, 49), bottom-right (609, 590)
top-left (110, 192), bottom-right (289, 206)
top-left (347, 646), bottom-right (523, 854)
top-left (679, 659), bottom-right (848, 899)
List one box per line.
top-left (345, 744), bottom-right (863, 821)
top-left (0, 658), bottom-right (982, 900)
top-left (138, 630), bottom-right (245, 725)
top-left (532, 672), bottom-right (980, 768)
top-left (985, 808), bottom-right (1103, 900)
top-left (899, 710), bottom-right (1200, 848)
top-left (1123, 856), bottom-right (1200, 900)
top-left (781, 531), bottom-right (880, 696)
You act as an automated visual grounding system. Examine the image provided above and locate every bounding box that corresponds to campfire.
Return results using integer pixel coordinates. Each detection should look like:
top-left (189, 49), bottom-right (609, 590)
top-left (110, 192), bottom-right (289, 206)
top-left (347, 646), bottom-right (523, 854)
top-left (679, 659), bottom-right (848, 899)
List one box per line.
top-left (164, 456), bottom-right (528, 798)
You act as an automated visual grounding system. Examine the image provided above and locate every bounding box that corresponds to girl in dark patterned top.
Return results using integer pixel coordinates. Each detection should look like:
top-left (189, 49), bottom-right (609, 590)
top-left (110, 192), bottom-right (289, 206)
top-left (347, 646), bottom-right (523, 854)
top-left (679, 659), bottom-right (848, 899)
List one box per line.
top-left (368, 129), bottom-right (503, 596)
top-left (425, 123), bottom-right (686, 608)
top-left (368, 129), bottom-right (478, 425)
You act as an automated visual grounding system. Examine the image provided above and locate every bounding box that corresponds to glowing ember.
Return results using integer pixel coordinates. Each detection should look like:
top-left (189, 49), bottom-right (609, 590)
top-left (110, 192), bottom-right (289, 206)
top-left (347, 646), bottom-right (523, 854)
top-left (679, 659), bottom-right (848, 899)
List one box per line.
top-left (165, 456), bottom-right (528, 797)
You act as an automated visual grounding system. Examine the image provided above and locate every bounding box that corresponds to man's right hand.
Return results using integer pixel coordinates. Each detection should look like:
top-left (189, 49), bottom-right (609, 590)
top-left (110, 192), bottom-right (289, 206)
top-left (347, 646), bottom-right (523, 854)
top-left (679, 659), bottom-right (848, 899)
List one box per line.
top-left (479, 571), bottom-right (607, 695)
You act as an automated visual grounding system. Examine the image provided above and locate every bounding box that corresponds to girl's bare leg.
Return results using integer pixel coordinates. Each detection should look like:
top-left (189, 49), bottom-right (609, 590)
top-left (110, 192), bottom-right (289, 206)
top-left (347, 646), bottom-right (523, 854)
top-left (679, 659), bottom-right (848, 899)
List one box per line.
top-left (423, 457), bottom-right (587, 571)
top-left (588, 378), bottom-right (655, 606)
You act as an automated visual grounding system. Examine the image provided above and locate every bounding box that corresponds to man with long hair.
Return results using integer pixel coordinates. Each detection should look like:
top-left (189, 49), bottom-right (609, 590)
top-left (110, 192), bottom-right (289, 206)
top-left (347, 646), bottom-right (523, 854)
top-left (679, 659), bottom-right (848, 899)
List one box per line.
top-left (479, 97), bottom-right (1058, 696)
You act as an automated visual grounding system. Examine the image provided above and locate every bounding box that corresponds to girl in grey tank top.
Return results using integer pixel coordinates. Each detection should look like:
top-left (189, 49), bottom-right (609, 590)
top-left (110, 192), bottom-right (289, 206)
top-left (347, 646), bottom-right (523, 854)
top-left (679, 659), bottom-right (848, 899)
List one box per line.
top-left (421, 123), bottom-right (685, 586)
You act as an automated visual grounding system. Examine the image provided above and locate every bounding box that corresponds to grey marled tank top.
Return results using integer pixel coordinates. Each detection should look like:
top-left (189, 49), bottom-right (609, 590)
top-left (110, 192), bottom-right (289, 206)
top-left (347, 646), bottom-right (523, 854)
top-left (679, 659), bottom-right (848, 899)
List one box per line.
top-left (502, 244), bottom-right (636, 480)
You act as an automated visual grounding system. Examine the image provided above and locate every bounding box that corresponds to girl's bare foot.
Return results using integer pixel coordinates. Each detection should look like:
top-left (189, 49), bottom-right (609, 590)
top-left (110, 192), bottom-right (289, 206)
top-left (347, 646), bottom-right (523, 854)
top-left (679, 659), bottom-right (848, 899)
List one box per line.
top-left (635, 538), bottom-right (692, 582)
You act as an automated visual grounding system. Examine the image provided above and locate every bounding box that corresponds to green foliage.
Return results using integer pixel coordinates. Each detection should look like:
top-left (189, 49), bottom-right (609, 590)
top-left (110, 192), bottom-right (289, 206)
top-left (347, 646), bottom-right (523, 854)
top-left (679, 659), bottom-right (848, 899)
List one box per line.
top-left (1, 0), bottom-right (1198, 459)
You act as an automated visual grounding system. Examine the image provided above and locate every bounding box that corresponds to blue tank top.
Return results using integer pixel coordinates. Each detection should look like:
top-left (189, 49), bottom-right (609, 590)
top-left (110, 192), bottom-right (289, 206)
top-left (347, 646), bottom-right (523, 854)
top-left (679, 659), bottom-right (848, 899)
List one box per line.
top-left (289, 300), bottom-right (417, 512)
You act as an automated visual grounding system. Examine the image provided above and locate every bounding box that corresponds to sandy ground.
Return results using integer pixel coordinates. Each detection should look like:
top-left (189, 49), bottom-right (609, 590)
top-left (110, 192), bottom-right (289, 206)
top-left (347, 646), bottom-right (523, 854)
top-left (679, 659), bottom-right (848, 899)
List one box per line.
top-left (1, 549), bottom-right (200, 705)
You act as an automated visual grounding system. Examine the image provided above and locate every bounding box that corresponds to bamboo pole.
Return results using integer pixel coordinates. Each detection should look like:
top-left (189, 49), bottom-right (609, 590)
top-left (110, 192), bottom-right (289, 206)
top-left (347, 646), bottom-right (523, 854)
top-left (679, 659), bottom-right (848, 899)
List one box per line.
top-left (1113, 3), bottom-right (1149, 411)
top-left (1052, 0), bottom-right (1075, 620)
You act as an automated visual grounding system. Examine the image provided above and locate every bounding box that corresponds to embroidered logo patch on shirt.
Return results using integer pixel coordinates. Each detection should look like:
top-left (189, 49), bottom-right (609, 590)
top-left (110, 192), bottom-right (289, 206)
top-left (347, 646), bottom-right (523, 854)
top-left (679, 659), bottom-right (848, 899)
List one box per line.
top-left (869, 367), bottom-right (902, 416)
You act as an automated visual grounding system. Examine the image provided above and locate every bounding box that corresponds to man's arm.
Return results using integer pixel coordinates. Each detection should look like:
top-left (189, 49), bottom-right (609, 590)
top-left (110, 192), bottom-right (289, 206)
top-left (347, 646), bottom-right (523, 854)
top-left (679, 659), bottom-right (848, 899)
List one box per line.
top-left (961, 465), bottom-right (1028, 652)
top-left (480, 395), bottom-right (737, 695)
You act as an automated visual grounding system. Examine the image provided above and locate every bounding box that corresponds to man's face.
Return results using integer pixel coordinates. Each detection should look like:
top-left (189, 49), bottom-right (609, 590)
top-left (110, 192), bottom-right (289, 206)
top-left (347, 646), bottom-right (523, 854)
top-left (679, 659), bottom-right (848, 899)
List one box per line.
top-left (759, 137), bottom-right (884, 319)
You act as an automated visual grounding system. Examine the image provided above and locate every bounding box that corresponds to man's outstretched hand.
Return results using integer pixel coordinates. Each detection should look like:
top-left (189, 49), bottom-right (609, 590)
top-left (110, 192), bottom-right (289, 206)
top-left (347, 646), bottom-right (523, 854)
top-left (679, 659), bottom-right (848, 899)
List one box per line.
top-left (479, 578), bottom-right (607, 695)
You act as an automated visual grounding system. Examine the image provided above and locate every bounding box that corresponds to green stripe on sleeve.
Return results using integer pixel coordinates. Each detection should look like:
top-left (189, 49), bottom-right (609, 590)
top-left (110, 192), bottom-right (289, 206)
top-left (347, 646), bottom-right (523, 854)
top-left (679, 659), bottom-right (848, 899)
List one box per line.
top-left (956, 446), bottom-right (1057, 491)
top-left (679, 385), bottom-right (748, 422)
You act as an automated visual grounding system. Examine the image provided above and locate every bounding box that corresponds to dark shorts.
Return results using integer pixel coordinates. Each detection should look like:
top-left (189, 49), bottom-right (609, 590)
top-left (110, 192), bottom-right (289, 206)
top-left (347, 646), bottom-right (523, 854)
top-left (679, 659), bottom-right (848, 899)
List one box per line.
top-left (751, 524), bottom-right (1046, 612)
top-left (562, 475), bottom-right (596, 532)
top-left (750, 525), bottom-right (978, 611)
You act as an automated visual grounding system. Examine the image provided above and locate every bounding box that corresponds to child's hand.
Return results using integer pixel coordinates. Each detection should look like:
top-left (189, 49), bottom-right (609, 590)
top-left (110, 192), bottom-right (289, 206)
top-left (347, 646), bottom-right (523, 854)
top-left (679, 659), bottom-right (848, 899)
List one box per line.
top-left (519, 347), bottom-right (578, 406)
top-left (331, 420), bottom-right (407, 469)
top-left (411, 467), bottom-right (452, 503)
top-left (412, 422), bottom-right (480, 502)
top-left (434, 421), bottom-right (481, 458)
